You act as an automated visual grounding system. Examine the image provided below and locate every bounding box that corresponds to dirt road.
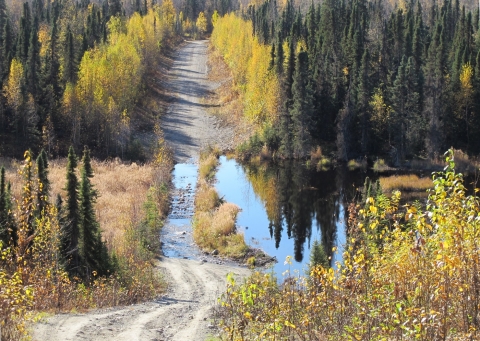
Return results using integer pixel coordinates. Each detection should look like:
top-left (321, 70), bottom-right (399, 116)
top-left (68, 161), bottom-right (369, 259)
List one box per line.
top-left (32, 41), bottom-right (249, 341)
top-left (162, 40), bottom-right (235, 163)
top-left (33, 258), bottom-right (249, 341)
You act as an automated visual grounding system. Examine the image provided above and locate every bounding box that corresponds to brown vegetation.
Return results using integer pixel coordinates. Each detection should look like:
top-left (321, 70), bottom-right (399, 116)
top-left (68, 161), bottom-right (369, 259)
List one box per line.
top-left (379, 174), bottom-right (433, 192)
top-left (192, 150), bottom-right (248, 258)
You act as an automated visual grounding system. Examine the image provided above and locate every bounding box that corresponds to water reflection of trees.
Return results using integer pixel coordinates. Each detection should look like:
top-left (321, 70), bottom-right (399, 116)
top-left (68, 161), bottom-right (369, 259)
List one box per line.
top-left (243, 160), bottom-right (359, 264)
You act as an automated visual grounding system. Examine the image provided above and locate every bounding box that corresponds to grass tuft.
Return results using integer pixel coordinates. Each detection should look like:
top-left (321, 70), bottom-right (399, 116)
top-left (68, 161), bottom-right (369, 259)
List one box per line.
top-left (379, 174), bottom-right (433, 192)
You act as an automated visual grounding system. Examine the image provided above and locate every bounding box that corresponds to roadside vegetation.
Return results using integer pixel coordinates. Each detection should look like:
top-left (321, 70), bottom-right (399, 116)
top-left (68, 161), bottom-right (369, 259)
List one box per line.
top-left (193, 148), bottom-right (248, 258)
top-left (0, 140), bottom-right (172, 339)
top-left (218, 150), bottom-right (480, 340)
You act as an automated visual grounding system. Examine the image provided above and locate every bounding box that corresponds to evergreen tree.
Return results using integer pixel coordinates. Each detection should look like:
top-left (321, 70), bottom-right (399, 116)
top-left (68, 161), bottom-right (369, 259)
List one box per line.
top-left (0, 0), bottom-right (6, 84)
top-left (423, 23), bottom-right (445, 159)
top-left (79, 146), bottom-right (110, 281)
top-left (356, 49), bottom-right (370, 154)
top-left (26, 17), bottom-right (40, 96)
top-left (63, 25), bottom-right (75, 84)
top-left (275, 31), bottom-right (284, 75)
top-left (290, 50), bottom-right (314, 158)
top-left (35, 149), bottom-right (50, 217)
top-left (16, 3), bottom-right (31, 64)
top-left (1, 19), bottom-right (13, 81)
top-left (309, 240), bottom-right (329, 269)
top-left (62, 146), bottom-right (81, 276)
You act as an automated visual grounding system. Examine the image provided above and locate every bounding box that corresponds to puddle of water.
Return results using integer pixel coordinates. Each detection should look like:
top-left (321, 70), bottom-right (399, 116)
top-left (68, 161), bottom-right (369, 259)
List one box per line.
top-left (161, 163), bottom-right (203, 260)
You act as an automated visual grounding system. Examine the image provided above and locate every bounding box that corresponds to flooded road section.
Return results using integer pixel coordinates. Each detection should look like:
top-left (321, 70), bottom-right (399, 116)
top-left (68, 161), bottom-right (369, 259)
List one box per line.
top-left (161, 162), bottom-right (202, 259)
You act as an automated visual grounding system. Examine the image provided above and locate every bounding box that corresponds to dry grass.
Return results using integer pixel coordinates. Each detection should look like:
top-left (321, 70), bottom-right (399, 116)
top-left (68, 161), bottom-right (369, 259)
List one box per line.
top-left (0, 156), bottom-right (170, 309)
top-left (198, 154), bottom-right (219, 181)
top-left (195, 184), bottom-right (220, 212)
top-left (193, 203), bottom-right (247, 258)
top-left (379, 174), bottom-right (433, 192)
top-left (0, 158), bottom-right (168, 252)
top-left (192, 151), bottom-right (248, 258)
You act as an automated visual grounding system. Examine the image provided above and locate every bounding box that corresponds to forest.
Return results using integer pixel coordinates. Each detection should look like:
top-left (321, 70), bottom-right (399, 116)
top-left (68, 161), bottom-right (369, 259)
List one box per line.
top-left (212, 0), bottom-right (480, 165)
top-left (0, 0), bottom-right (236, 159)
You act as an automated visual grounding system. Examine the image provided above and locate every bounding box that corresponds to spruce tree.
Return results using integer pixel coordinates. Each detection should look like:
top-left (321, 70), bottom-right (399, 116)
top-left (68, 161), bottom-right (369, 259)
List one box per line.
top-left (1, 20), bottom-right (12, 81)
top-left (35, 149), bottom-right (50, 217)
top-left (290, 50), bottom-right (314, 158)
top-left (63, 25), bottom-right (75, 84)
top-left (356, 49), bottom-right (370, 154)
top-left (275, 31), bottom-right (284, 75)
top-left (390, 56), bottom-right (408, 165)
top-left (79, 146), bottom-right (109, 281)
top-left (16, 3), bottom-right (31, 64)
top-left (26, 16), bottom-right (40, 96)
top-left (0, 0), bottom-right (6, 84)
top-left (62, 146), bottom-right (81, 276)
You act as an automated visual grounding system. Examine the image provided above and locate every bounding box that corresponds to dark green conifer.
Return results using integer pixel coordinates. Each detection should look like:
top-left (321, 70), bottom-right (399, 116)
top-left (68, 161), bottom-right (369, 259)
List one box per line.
top-left (35, 149), bottom-right (50, 217)
top-left (290, 50), bottom-right (314, 158)
top-left (79, 146), bottom-right (110, 281)
top-left (26, 17), bottom-right (40, 96)
top-left (62, 146), bottom-right (81, 276)
top-left (63, 25), bottom-right (75, 84)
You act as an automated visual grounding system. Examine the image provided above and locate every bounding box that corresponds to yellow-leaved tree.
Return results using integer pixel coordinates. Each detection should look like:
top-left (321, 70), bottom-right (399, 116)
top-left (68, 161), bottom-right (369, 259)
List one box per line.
top-left (211, 13), bottom-right (280, 125)
top-left (196, 12), bottom-right (208, 37)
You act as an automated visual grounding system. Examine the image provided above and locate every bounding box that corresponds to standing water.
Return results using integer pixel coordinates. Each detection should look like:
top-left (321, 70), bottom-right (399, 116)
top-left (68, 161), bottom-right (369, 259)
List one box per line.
top-left (215, 156), bottom-right (372, 277)
top-left (161, 163), bottom-right (203, 259)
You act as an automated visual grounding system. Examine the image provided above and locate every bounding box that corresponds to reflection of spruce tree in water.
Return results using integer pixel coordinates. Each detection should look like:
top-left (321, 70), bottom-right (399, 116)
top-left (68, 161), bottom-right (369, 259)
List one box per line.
top-left (312, 170), bottom-right (340, 264)
top-left (277, 162), bottom-right (294, 246)
top-left (290, 164), bottom-right (313, 262)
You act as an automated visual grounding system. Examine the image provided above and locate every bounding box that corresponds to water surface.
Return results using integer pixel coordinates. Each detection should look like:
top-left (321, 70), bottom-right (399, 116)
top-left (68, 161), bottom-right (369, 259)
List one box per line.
top-left (215, 156), bottom-right (370, 277)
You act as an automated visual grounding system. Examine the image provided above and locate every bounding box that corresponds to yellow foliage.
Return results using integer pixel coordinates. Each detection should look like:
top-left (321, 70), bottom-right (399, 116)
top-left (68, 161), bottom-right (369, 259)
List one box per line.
top-left (3, 59), bottom-right (24, 111)
top-left (460, 62), bottom-right (473, 91)
top-left (219, 149), bottom-right (480, 340)
top-left (211, 13), bottom-right (280, 125)
top-left (196, 11), bottom-right (208, 35)
top-left (159, 0), bottom-right (176, 33)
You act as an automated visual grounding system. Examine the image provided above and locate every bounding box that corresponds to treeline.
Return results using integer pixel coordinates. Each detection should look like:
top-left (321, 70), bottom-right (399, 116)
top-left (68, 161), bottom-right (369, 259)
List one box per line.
top-left (0, 0), bottom-right (233, 159)
top-left (213, 0), bottom-right (480, 164)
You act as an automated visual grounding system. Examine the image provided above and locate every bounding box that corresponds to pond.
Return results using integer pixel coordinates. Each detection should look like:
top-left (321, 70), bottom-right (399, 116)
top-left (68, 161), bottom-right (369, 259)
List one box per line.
top-left (215, 156), bottom-right (376, 277)
top-left (162, 156), bottom-right (439, 278)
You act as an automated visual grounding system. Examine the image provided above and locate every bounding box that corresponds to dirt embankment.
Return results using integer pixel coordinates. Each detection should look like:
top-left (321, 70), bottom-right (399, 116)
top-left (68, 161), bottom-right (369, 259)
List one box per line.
top-left (31, 40), bottom-right (250, 341)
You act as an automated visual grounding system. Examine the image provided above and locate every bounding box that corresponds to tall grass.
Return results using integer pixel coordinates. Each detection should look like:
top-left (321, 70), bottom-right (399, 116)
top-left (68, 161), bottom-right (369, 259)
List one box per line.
top-left (379, 174), bottom-right (433, 192)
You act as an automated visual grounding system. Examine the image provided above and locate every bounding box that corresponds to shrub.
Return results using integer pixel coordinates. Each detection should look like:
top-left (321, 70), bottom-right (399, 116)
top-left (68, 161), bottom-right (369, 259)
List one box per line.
top-left (218, 149), bottom-right (480, 340)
